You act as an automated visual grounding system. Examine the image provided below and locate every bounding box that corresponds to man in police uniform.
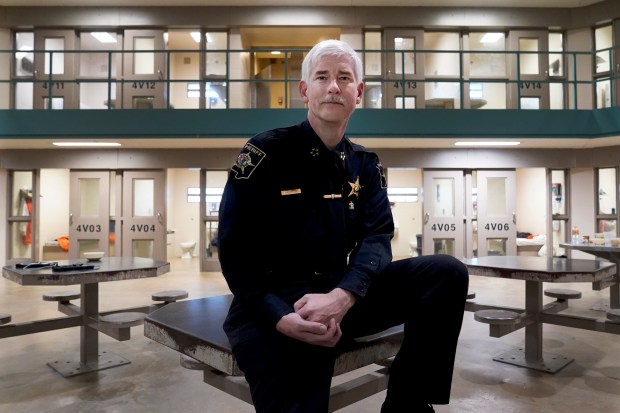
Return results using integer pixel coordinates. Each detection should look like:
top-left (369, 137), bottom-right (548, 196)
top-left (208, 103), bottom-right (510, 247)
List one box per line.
top-left (218, 39), bottom-right (469, 413)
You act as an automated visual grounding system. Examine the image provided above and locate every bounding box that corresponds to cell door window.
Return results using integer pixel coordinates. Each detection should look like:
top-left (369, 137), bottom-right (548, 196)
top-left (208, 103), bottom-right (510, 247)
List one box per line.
top-left (519, 38), bottom-right (540, 76)
top-left (133, 37), bottom-right (155, 75)
top-left (394, 37), bottom-right (416, 76)
top-left (521, 97), bottom-right (540, 110)
top-left (44, 38), bottom-right (65, 75)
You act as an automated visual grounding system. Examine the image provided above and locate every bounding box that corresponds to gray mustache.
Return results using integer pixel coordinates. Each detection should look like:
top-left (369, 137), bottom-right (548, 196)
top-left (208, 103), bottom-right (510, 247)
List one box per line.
top-left (320, 96), bottom-right (346, 104)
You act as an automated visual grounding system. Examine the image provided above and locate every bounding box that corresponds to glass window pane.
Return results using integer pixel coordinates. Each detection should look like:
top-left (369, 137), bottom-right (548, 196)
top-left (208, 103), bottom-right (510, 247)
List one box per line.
top-left (80, 32), bottom-right (118, 77)
top-left (394, 96), bottom-right (415, 108)
top-left (553, 219), bottom-right (567, 256)
top-left (43, 97), bottom-right (64, 110)
top-left (595, 25), bottom-right (612, 74)
top-left (487, 239), bottom-right (507, 256)
top-left (205, 32), bottom-right (227, 77)
top-left (598, 219), bottom-right (616, 235)
top-left (549, 33), bottom-right (563, 76)
top-left (486, 177), bottom-right (507, 216)
top-left (596, 79), bottom-right (611, 108)
top-left (468, 32), bottom-right (506, 77)
top-left (206, 221), bottom-right (219, 258)
top-left (394, 37), bottom-right (415, 75)
top-left (204, 171), bottom-right (227, 214)
top-left (15, 82), bottom-right (33, 109)
top-left (134, 37), bottom-right (155, 75)
top-left (10, 222), bottom-right (33, 259)
top-left (133, 179), bottom-right (154, 217)
top-left (550, 82), bottom-right (564, 110)
top-left (78, 239), bottom-right (100, 258)
top-left (521, 97), bottom-right (540, 110)
top-left (11, 171), bottom-right (33, 216)
top-left (205, 81), bottom-right (227, 109)
top-left (598, 168), bottom-right (616, 215)
top-left (551, 171), bottom-right (566, 215)
top-left (433, 177), bottom-right (455, 217)
top-left (424, 32), bottom-right (460, 77)
top-left (133, 239), bottom-right (154, 258)
top-left (364, 82), bottom-right (382, 108)
top-left (519, 38), bottom-right (539, 75)
top-left (45, 37), bottom-right (65, 75)
top-left (15, 32), bottom-right (34, 77)
top-left (80, 82), bottom-right (117, 110)
top-left (80, 179), bottom-right (100, 217)
top-left (469, 82), bottom-right (506, 109)
top-left (425, 82), bottom-right (461, 109)
top-left (132, 96), bottom-right (154, 109)
top-left (434, 239), bottom-right (454, 255)
top-left (364, 31), bottom-right (382, 76)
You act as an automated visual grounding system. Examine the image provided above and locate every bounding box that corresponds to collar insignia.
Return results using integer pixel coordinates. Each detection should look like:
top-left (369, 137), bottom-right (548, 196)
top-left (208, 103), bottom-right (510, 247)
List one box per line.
top-left (310, 148), bottom-right (320, 157)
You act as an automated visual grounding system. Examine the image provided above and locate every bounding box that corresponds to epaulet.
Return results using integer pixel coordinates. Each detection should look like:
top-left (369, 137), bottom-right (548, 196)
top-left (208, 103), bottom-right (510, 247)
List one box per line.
top-left (250, 124), bottom-right (303, 147)
top-left (346, 138), bottom-right (374, 154)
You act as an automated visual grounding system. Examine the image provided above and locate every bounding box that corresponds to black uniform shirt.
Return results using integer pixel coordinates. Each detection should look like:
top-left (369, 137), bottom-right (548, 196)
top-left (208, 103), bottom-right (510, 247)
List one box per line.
top-left (218, 120), bottom-right (394, 345)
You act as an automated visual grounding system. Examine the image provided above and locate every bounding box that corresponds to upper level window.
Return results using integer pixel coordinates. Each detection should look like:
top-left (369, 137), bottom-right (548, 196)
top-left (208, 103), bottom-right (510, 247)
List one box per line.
top-left (468, 32), bottom-right (507, 78)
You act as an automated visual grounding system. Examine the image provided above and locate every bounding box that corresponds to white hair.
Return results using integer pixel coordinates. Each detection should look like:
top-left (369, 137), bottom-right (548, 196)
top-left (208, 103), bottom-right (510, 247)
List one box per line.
top-left (301, 39), bottom-right (363, 84)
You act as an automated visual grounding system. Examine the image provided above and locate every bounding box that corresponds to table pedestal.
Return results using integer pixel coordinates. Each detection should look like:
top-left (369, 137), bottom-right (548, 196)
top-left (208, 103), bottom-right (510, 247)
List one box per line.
top-left (492, 348), bottom-right (572, 373)
top-left (47, 352), bottom-right (131, 378)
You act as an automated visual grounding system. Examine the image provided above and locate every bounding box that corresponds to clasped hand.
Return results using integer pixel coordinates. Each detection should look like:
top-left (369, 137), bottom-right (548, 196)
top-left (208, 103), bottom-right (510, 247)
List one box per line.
top-left (275, 288), bottom-right (355, 347)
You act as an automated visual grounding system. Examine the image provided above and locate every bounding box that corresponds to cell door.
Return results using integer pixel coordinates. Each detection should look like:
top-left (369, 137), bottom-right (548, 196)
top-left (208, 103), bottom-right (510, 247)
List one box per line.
top-left (121, 170), bottom-right (166, 261)
top-left (508, 30), bottom-right (550, 109)
top-left (122, 30), bottom-right (166, 109)
top-left (69, 171), bottom-right (110, 259)
top-left (384, 29), bottom-right (425, 109)
top-left (423, 170), bottom-right (465, 259)
top-left (33, 30), bottom-right (78, 109)
top-left (476, 170), bottom-right (517, 257)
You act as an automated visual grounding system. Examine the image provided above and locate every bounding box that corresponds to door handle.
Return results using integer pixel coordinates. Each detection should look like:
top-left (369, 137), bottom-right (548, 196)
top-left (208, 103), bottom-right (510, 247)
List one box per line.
top-left (424, 212), bottom-right (429, 224)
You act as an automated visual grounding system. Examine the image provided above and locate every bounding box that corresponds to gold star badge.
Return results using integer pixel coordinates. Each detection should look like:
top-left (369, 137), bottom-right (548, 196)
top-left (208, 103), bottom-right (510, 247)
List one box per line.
top-left (348, 176), bottom-right (362, 197)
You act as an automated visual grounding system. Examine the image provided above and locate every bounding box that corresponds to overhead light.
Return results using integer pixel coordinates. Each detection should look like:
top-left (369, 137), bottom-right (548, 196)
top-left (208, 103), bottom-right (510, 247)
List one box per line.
top-left (454, 141), bottom-right (520, 147)
top-left (53, 142), bottom-right (121, 147)
top-left (91, 32), bottom-right (117, 44)
top-left (190, 32), bottom-right (201, 43)
top-left (480, 33), bottom-right (503, 44)
top-left (271, 51), bottom-right (281, 55)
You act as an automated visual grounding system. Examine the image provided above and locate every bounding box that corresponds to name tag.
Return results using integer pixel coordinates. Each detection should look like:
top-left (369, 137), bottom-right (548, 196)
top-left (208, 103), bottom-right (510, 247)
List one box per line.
top-left (281, 188), bottom-right (302, 196)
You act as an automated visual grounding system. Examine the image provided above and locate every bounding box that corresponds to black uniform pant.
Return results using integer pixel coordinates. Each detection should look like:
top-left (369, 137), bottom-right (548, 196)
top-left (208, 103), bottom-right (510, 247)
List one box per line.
top-left (232, 254), bottom-right (469, 413)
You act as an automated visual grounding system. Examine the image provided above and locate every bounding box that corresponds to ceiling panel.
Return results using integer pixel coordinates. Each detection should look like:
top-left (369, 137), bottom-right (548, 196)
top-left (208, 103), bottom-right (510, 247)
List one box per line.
top-left (0, 0), bottom-right (608, 7)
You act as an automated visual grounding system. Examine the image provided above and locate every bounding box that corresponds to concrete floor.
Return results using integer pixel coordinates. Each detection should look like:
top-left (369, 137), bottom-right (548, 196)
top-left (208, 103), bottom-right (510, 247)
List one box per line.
top-left (1, 257), bottom-right (619, 413)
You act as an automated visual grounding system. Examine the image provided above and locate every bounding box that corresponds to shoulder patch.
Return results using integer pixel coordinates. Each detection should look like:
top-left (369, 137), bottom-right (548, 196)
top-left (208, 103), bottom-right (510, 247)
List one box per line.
top-left (377, 162), bottom-right (388, 189)
top-left (231, 143), bottom-right (267, 179)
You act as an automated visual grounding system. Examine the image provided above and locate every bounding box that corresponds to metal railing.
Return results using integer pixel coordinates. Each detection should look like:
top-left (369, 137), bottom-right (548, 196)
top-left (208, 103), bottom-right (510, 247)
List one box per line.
top-left (1, 47), bottom-right (617, 110)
